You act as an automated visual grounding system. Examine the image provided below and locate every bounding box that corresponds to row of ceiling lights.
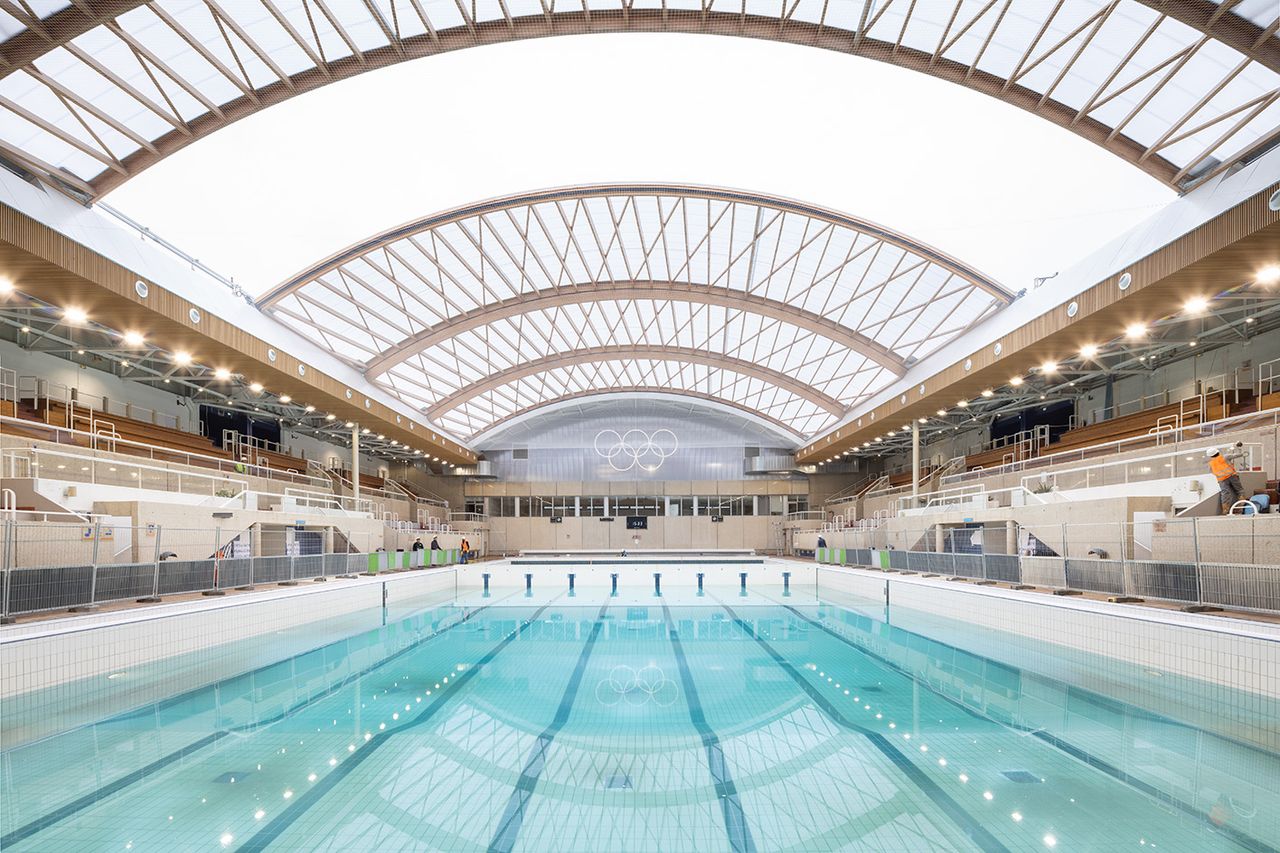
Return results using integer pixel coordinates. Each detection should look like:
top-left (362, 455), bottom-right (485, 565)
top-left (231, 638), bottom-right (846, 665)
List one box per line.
top-left (820, 265), bottom-right (1280, 463)
top-left (16, 295), bottom-right (454, 466)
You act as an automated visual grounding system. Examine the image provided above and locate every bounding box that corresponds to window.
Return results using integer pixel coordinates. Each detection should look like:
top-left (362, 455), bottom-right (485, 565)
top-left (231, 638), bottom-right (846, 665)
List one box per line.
top-left (787, 496), bottom-right (809, 515)
top-left (580, 496), bottom-right (608, 516)
top-left (464, 497), bottom-right (485, 515)
top-left (698, 496), bottom-right (754, 516)
top-left (487, 497), bottom-right (516, 517)
top-left (614, 496), bottom-right (663, 516)
top-left (669, 497), bottom-right (695, 516)
top-left (531, 496), bottom-right (576, 516)
top-left (764, 495), bottom-right (785, 516)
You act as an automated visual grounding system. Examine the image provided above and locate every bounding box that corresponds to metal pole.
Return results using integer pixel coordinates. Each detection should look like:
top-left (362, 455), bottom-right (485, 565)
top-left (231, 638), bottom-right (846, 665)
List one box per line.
top-left (352, 424), bottom-right (361, 505)
top-left (1191, 517), bottom-right (1203, 606)
top-left (204, 527), bottom-right (226, 596)
top-left (911, 422), bottom-right (920, 503)
top-left (72, 521), bottom-right (101, 611)
top-left (1, 518), bottom-right (13, 624)
top-left (139, 524), bottom-right (161, 603)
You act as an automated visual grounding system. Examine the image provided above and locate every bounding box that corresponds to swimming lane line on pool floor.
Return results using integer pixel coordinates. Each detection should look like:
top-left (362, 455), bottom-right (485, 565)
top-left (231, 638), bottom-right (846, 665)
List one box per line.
top-left (1, 594), bottom-right (521, 852)
top-left (661, 600), bottom-right (758, 853)
top-left (235, 596), bottom-right (563, 853)
top-left (714, 596), bottom-right (1011, 853)
top-left (487, 599), bottom-right (611, 853)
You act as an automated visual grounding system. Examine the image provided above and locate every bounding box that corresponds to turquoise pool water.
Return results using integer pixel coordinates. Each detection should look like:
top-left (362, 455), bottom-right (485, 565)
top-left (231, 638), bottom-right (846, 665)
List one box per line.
top-left (2, 582), bottom-right (1277, 852)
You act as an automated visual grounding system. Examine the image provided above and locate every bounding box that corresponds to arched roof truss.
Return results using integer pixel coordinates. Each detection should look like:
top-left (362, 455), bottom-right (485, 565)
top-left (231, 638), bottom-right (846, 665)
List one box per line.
top-left (0, 1), bottom-right (1278, 196)
top-left (259, 184), bottom-right (1011, 439)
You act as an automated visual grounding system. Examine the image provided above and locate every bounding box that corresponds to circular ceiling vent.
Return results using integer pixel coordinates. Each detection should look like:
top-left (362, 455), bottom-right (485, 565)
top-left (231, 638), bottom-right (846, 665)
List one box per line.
top-left (134, 280), bottom-right (148, 298)
top-left (1270, 188), bottom-right (1280, 211)
top-left (1118, 272), bottom-right (1132, 291)
top-left (188, 307), bottom-right (201, 324)
top-left (1067, 301), bottom-right (1079, 317)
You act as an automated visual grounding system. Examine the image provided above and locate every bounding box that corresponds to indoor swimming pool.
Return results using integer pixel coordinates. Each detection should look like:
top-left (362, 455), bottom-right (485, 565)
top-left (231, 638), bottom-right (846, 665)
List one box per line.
top-left (2, 576), bottom-right (1277, 852)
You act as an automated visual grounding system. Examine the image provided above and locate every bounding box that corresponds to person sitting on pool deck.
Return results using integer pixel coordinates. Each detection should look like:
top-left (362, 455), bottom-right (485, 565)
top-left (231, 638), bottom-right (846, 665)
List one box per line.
top-left (1207, 446), bottom-right (1244, 514)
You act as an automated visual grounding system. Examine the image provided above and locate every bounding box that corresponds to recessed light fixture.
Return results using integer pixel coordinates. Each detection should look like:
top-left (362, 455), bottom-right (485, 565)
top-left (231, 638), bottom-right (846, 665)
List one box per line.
top-left (214, 368), bottom-right (231, 380)
top-left (957, 400), bottom-right (969, 407)
top-left (122, 330), bottom-right (145, 347)
top-left (0, 278), bottom-right (14, 294)
top-left (344, 421), bottom-right (354, 428)
top-left (279, 395), bottom-right (291, 403)
top-left (1009, 376), bottom-right (1024, 386)
top-left (1184, 295), bottom-right (1209, 314)
top-left (1258, 265), bottom-right (1280, 285)
top-left (304, 405), bottom-right (315, 412)
top-left (249, 382), bottom-right (264, 393)
top-left (981, 388), bottom-right (994, 397)
top-left (1126, 322), bottom-right (1147, 339)
top-left (63, 307), bottom-right (88, 324)
top-left (173, 351), bottom-right (192, 366)
top-left (325, 414), bottom-right (336, 421)
top-left (1080, 343), bottom-right (1099, 358)
top-left (1040, 360), bottom-right (1057, 374)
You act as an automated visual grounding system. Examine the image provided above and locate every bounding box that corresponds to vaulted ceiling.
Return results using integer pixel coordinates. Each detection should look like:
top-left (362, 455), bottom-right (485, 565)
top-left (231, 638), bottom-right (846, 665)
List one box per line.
top-left (1, 1), bottom-right (1278, 198)
top-left (258, 183), bottom-right (1013, 439)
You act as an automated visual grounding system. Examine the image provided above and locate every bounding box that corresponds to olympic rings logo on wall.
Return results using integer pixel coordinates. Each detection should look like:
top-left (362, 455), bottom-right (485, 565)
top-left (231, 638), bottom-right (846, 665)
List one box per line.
top-left (595, 664), bottom-right (679, 707)
top-left (593, 428), bottom-right (678, 472)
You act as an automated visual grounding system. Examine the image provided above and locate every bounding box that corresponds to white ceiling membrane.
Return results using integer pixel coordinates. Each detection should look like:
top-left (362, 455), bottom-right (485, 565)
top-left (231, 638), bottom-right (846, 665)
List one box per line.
top-left (1, 1), bottom-right (1277, 197)
top-left (258, 184), bottom-right (1013, 439)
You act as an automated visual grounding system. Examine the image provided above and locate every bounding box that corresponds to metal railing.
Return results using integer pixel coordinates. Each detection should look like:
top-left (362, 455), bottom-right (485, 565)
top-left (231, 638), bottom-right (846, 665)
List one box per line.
top-left (3, 445), bottom-right (250, 498)
top-left (0, 521), bottom-right (466, 620)
top-left (814, 515), bottom-right (1280, 613)
top-left (1022, 443), bottom-right (1262, 494)
top-left (943, 406), bottom-right (1280, 486)
top-left (0, 415), bottom-right (329, 489)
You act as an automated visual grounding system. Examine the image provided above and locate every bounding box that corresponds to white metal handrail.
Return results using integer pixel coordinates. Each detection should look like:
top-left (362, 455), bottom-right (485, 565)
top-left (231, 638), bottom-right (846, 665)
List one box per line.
top-left (943, 406), bottom-right (1280, 487)
top-left (8, 446), bottom-right (250, 497)
top-left (1022, 442), bottom-right (1263, 493)
top-left (0, 414), bottom-right (329, 489)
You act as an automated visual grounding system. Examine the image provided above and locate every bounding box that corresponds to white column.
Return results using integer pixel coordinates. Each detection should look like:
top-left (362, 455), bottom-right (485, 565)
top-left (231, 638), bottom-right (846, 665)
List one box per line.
top-left (911, 422), bottom-right (920, 501)
top-left (352, 424), bottom-right (361, 504)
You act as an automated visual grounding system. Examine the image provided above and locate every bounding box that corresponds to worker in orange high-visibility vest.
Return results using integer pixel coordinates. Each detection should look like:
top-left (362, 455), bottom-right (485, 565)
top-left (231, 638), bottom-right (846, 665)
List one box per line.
top-left (1207, 447), bottom-right (1244, 515)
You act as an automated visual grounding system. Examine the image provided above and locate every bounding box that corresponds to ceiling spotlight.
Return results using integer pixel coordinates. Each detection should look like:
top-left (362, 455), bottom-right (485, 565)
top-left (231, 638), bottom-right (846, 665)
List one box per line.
top-left (344, 421), bottom-right (354, 428)
top-left (887, 430), bottom-right (896, 437)
top-left (76, 349), bottom-right (85, 355)
top-left (63, 307), bottom-right (88, 325)
top-left (1080, 343), bottom-right (1098, 358)
top-left (1184, 296), bottom-right (1209, 315)
top-left (414, 450), bottom-right (421, 455)
top-left (1189, 340), bottom-right (1198, 347)
top-left (20, 326), bottom-right (29, 333)
top-left (936, 409), bottom-right (947, 416)
top-left (325, 414), bottom-right (336, 421)
top-left (249, 382), bottom-right (264, 393)
top-left (279, 394), bottom-right (291, 403)
top-left (376, 433), bottom-right (384, 440)
top-left (918, 417), bottom-right (927, 424)
top-left (213, 368), bottom-right (231, 381)
top-left (121, 360), bottom-right (130, 367)
top-left (0, 278), bottom-right (13, 294)
top-left (1009, 376), bottom-right (1024, 387)
top-left (122, 331), bottom-right (145, 347)
top-left (1257, 265), bottom-right (1280, 285)
top-left (1125, 322), bottom-right (1147, 339)
top-left (1040, 360), bottom-right (1057, 374)
top-left (362, 428), bottom-right (371, 435)
top-left (957, 400), bottom-right (969, 407)
top-left (981, 388), bottom-right (994, 398)
top-left (304, 405), bottom-right (315, 412)
top-left (172, 351), bottom-right (192, 366)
